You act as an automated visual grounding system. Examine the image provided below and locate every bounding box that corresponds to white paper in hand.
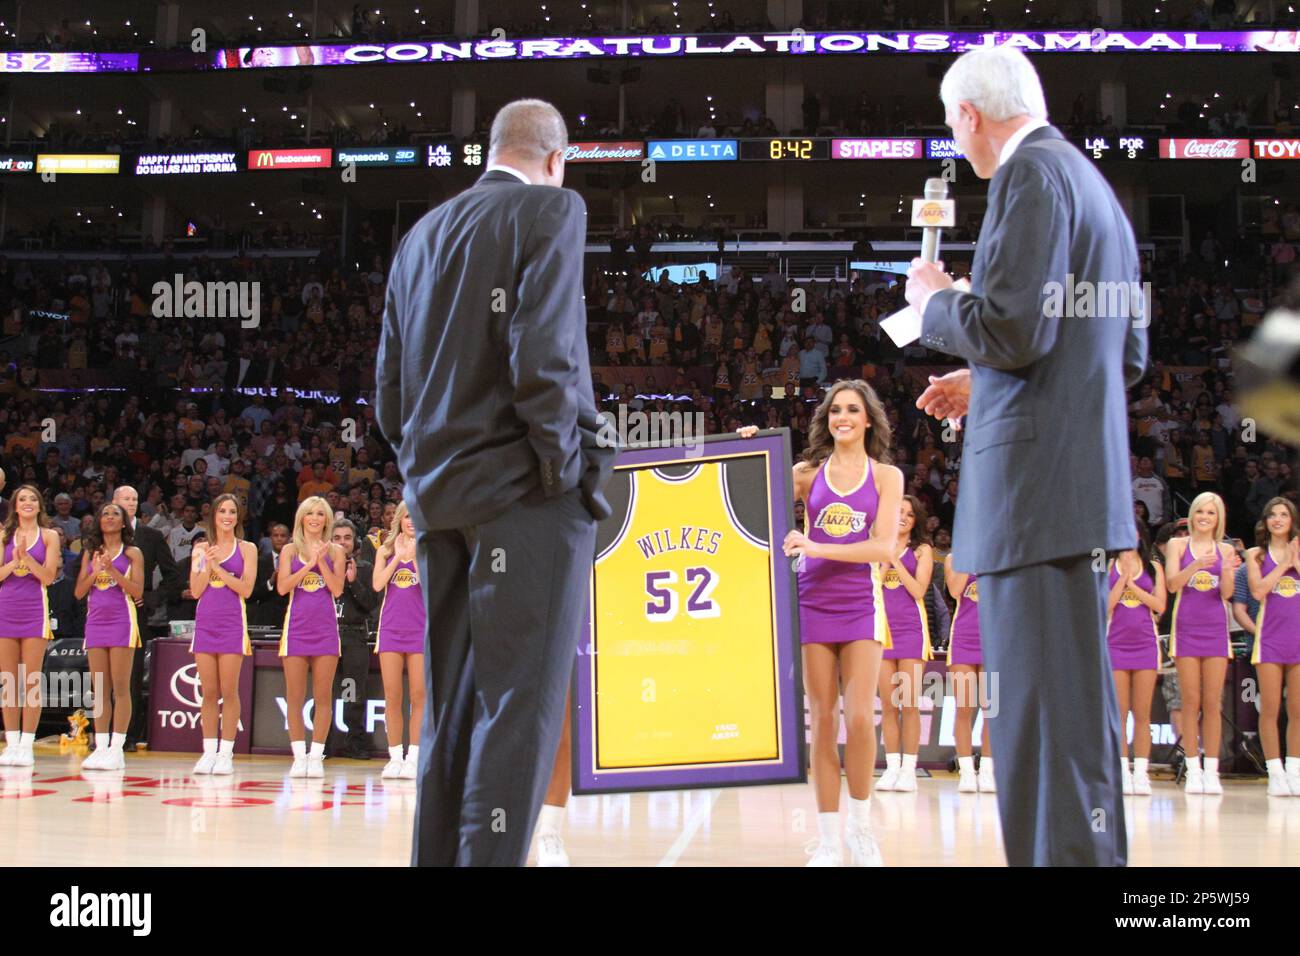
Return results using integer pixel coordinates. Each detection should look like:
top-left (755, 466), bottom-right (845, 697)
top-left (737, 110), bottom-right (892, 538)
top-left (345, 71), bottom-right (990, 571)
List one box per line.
top-left (882, 278), bottom-right (971, 347)
top-left (881, 305), bottom-right (922, 347)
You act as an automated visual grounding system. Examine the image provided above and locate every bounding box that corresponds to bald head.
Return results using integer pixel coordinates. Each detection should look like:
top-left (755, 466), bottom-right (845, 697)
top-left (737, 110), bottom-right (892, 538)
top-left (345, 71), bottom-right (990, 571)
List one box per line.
top-left (488, 98), bottom-right (568, 187)
top-left (112, 485), bottom-right (139, 520)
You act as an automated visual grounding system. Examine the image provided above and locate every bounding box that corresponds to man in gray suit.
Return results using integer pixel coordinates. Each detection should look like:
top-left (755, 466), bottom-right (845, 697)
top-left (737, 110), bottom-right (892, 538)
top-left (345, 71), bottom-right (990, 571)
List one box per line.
top-left (906, 47), bottom-right (1146, 866)
top-left (377, 99), bottom-right (614, 866)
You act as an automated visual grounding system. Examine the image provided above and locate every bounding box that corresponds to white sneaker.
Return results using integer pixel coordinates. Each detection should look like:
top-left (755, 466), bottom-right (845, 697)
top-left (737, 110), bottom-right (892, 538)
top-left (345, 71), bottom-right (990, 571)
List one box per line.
top-left (381, 757), bottom-right (403, 779)
top-left (804, 840), bottom-right (843, 867)
top-left (876, 767), bottom-right (899, 791)
top-left (399, 757), bottom-right (417, 779)
top-left (977, 769), bottom-right (996, 793)
top-left (1267, 770), bottom-right (1293, 796)
top-left (12, 744), bottom-right (35, 768)
top-left (1201, 771), bottom-right (1222, 795)
top-left (1184, 768), bottom-right (1204, 793)
top-left (893, 769), bottom-right (917, 792)
top-left (0, 746), bottom-right (13, 766)
top-left (211, 752), bottom-right (234, 776)
top-left (535, 830), bottom-right (570, 867)
top-left (1132, 769), bottom-right (1152, 795)
top-left (1288, 773), bottom-right (1300, 796)
top-left (109, 747), bottom-right (125, 770)
top-left (306, 754), bottom-right (325, 778)
top-left (81, 747), bottom-right (110, 771)
top-left (957, 769), bottom-right (978, 793)
top-left (193, 752), bottom-right (217, 775)
top-left (1121, 764), bottom-right (1134, 795)
top-left (289, 756), bottom-right (308, 778)
top-left (845, 823), bottom-right (884, 867)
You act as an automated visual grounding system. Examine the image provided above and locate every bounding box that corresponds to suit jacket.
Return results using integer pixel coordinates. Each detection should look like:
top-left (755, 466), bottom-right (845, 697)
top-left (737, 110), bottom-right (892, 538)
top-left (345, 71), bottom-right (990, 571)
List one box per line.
top-left (377, 169), bottom-right (615, 530)
top-left (921, 124), bottom-right (1147, 574)
top-left (131, 520), bottom-right (181, 617)
top-left (250, 550), bottom-right (288, 627)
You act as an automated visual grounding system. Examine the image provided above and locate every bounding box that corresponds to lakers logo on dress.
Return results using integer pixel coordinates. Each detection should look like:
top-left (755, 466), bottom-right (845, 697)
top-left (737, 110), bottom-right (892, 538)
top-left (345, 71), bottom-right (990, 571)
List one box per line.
top-left (1190, 570), bottom-right (1218, 592)
top-left (208, 570), bottom-right (227, 588)
top-left (1274, 576), bottom-right (1298, 598)
top-left (881, 568), bottom-right (902, 589)
top-left (299, 572), bottom-right (326, 593)
top-left (1120, 587), bottom-right (1142, 608)
top-left (814, 501), bottom-right (866, 538)
top-left (393, 568), bottom-right (419, 588)
top-left (964, 579), bottom-right (979, 602)
top-left (93, 571), bottom-right (115, 590)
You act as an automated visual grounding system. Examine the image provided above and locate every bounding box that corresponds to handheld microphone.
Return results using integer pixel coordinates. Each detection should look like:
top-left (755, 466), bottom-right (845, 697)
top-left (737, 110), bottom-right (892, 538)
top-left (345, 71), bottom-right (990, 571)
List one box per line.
top-left (920, 178), bottom-right (948, 265)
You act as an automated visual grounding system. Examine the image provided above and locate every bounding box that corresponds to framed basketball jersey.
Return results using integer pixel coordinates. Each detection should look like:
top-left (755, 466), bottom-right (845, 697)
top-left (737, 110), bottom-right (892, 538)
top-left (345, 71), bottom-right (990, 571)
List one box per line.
top-left (572, 429), bottom-right (805, 794)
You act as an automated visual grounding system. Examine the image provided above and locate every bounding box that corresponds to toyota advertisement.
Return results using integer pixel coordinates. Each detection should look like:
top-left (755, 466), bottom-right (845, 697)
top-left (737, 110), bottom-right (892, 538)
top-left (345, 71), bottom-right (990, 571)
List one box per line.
top-left (149, 639), bottom-right (255, 753)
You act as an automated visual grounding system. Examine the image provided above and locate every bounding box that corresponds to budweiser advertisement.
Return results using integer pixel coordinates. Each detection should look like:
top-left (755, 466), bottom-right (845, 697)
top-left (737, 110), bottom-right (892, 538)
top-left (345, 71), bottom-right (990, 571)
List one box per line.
top-left (1158, 138), bottom-right (1249, 159)
top-left (564, 141), bottom-right (645, 162)
top-left (1252, 138), bottom-right (1300, 159)
top-left (247, 147), bottom-right (333, 170)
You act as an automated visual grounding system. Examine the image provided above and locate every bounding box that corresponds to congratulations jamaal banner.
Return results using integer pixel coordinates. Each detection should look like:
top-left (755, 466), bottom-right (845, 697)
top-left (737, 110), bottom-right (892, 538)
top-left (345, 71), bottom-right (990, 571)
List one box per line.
top-left (6, 31), bottom-right (1293, 74)
top-left (214, 31), bottom-right (1298, 69)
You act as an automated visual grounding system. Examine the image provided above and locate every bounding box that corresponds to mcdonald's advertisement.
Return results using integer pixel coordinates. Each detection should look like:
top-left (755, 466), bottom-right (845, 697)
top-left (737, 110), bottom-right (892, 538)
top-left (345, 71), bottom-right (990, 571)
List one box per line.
top-left (247, 148), bottom-right (333, 171)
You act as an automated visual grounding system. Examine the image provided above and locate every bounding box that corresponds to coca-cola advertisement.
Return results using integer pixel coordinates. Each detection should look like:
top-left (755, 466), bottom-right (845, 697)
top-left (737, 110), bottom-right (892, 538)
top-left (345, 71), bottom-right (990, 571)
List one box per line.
top-left (563, 141), bottom-right (645, 163)
top-left (1158, 138), bottom-right (1250, 159)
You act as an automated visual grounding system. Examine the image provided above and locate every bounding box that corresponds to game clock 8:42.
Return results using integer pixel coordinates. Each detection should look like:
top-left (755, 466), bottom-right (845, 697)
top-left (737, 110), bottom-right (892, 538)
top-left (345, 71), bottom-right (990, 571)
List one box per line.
top-left (739, 138), bottom-right (829, 161)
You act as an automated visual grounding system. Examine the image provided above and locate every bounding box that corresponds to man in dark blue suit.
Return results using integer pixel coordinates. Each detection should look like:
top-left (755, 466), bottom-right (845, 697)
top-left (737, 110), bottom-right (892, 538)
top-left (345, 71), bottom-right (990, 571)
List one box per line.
top-left (907, 47), bottom-right (1146, 866)
top-left (377, 99), bottom-right (614, 866)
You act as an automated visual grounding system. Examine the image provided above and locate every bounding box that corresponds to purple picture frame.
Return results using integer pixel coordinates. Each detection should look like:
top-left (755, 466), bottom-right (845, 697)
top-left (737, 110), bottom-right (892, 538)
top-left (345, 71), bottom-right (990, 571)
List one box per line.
top-left (571, 428), bottom-right (805, 794)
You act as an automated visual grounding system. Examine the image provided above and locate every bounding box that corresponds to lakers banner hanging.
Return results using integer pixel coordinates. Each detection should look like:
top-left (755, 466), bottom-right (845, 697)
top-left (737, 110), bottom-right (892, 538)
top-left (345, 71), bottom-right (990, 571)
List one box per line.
top-left (572, 429), bottom-right (804, 794)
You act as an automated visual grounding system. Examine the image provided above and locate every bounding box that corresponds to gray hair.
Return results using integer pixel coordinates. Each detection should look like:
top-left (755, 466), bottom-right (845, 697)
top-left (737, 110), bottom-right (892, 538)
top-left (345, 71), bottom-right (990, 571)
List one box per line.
top-left (940, 46), bottom-right (1048, 123)
top-left (488, 99), bottom-right (568, 163)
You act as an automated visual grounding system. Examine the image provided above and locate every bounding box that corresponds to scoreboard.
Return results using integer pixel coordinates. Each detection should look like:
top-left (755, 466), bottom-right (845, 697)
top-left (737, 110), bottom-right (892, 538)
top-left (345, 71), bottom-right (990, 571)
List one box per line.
top-left (738, 137), bottom-right (831, 161)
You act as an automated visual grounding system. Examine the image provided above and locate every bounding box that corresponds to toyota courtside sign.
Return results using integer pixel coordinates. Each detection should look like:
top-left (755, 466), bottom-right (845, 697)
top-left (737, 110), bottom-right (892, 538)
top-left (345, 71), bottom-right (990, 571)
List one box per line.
top-left (564, 141), bottom-right (645, 163)
top-left (248, 147), bottom-right (332, 170)
top-left (1252, 139), bottom-right (1300, 159)
top-left (1158, 138), bottom-right (1249, 159)
top-left (148, 639), bottom-right (254, 752)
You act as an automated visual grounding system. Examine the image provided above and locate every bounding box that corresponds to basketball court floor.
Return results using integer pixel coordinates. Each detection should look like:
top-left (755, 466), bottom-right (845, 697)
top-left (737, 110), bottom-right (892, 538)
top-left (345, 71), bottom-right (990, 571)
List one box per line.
top-left (1, 747), bottom-right (1295, 866)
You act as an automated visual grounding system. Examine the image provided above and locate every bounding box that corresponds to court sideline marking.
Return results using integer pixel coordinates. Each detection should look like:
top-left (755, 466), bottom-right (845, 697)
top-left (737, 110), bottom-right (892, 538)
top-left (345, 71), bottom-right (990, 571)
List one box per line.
top-left (657, 788), bottom-right (721, 867)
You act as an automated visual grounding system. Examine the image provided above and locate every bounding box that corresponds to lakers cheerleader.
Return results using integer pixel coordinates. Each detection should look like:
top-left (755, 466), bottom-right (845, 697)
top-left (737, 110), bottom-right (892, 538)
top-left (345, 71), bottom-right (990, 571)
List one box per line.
top-left (875, 494), bottom-right (933, 793)
top-left (189, 494), bottom-right (257, 776)
top-left (1246, 498), bottom-right (1300, 796)
top-left (748, 378), bottom-right (903, 867)
top-left (1106, 521), bottom-right (1166, 796)
top-left (1165, 492), bottom-right (1237, 794)
top-left (278, 496), bottom-right (345, 778)
top-left (372, 502), bottom-right (426, 780)
top-left (0, 485), bottom-right (61, 767)
top-left (75, 503), bottom-right (144, 771)
top-left (945, 555), bottom-right (993, 793)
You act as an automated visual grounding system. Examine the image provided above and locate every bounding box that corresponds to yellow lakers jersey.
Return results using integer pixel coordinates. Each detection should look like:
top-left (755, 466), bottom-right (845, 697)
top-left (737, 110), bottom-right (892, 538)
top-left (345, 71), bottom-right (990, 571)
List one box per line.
top-left (592, 460), bottom-right (778, 770)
